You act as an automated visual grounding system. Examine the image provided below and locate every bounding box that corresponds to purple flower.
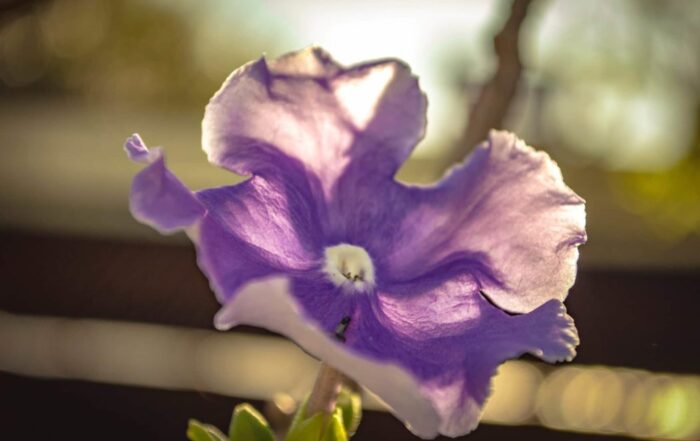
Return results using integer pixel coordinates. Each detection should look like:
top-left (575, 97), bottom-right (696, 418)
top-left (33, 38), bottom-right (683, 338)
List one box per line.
top-left (125, 47), bottom-right (586, 438)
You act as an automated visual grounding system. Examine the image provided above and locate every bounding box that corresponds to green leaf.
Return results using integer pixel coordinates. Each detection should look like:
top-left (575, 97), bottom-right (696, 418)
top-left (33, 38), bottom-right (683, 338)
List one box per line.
top-left (288, 394), bottom-right (310, 433)
top-left (321, 409), bottom-right (348, 441)
top-left (336, 388), bottom-right (362, 436)
top-left (187, 419), bottom-right (228, 441)
top-left (285, 389), bottom-right (361, 440)
top-left (285, 412), bottom-right (325, 441)
top-left (228, 404), bottom-right (276, 441)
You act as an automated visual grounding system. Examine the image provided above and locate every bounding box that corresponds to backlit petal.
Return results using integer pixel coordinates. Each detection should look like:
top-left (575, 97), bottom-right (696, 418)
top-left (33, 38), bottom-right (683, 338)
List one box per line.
top-left (384, 130), bottom-right (586, 313)
top-left (125, 134), bottom-right (205, 233)
top-left (369, 270), bottom-right (579, 436)
top-left (202, 47), bottom-right (426, 198)
top-left (213, 276), bottom-right (441, 439)
top-left (194, 174), bottom-right (324, 303)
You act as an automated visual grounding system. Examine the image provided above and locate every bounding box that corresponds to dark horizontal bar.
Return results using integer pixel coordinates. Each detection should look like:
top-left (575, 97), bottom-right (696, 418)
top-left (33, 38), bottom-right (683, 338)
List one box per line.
top-left (1, 372), bottom-right (636, 441)
top-left (0, 229), bottom-right (697, 374)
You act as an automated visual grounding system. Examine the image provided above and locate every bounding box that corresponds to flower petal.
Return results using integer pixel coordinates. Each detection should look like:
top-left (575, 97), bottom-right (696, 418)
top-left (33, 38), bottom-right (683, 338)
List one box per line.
top-left (383, 130), bottom-right (586, 313)
top-left (201, 47), bottom-right (426, 197)
top-left (194, 174), bottom-right (325, 303)
top-left (215, 270), bottom-right (578, 438)
top-left (214, 276), bottom-right (441, 439)
top-left (371, 270), bottom-right (579, 436)
top-left (375, 266), bottom-right (491, 341)
top-left (286, 259), bottom-right (577, 437)
top-left (191, 215), bottom-right (281, 304)
top-left (124, 134), bottom-right (205, 233)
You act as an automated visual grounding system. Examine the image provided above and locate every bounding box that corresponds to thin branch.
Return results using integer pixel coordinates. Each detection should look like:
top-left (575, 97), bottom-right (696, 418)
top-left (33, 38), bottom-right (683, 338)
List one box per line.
top-left (305, 362), bottom-right (348, 416)
top-left (450, 0), bottom-right (534, 163)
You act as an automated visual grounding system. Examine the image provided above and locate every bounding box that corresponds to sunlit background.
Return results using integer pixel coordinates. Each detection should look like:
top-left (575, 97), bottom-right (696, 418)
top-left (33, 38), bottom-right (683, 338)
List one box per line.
top-left (1, 0), bottom-right (698, 440)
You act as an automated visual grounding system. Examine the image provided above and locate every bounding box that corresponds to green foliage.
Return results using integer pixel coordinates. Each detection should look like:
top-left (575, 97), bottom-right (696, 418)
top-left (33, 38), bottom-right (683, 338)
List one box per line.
top-left (186, 420), bottom-right (228, 441)
top-left (285, 408), bottom-right (348, 441)
top-left (186, 404), bottom-right (275, 441)
top-left (285, 412), bottom-right (327, 441)
top-left (336, 388), bottom-right (362, 436)
top-left (186, 390), bottom-right (361, 441)
top-left (323, 409), bottom-right (349, 441)
top-left (288, 395), bottom-right (311, 436)
top-left (284, 387), bottom-right (361, 441)
top-left (229, 404), bottom-right (276, 441)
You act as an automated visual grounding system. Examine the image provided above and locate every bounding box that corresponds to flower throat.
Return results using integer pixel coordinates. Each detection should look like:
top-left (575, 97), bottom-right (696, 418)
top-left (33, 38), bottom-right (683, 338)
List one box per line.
top-left (323, 243), bottom-right (375, 293)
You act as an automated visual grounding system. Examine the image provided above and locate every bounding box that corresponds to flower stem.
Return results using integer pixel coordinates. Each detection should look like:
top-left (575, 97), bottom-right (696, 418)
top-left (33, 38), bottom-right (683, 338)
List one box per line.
top-left (306, 362), bottom-right (348, 416)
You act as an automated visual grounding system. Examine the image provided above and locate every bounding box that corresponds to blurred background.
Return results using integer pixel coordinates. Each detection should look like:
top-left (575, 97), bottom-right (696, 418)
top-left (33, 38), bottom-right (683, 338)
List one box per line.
top-left (0, 0), bottom-right (698, 440)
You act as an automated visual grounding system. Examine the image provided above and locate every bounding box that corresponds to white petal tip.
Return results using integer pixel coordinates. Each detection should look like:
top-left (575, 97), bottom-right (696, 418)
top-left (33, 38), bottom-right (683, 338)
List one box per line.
top-left (124, 134), bottom-right (161, 164)
top-left (213, 321), bottom-right (233, 331)
top-left (213, 306), bottom-right (238, 331)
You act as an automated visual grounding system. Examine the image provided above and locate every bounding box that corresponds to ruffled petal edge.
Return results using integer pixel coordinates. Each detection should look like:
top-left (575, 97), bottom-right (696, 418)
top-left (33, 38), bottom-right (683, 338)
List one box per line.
top-left (125, 134), bottom-right (206, 234)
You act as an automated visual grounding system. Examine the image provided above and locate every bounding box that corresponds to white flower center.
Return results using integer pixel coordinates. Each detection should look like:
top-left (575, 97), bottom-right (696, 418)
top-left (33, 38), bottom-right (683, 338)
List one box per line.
top-left (323, 243), bottom-right (375, 292)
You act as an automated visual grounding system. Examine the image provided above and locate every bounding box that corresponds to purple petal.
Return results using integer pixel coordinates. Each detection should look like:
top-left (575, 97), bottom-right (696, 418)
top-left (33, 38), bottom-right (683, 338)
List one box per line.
top-left (191, 215), bottom-right (280, 304)
top-left (193, 173), bottom-right (325, 303)
top-left (125, 134), bottom-right (205, 233)
top-left (215, 270), bottom-right (578, 438)
top-left (372, 273), bottom-right (579, 436)
top-left (124, 133), bottom-right (157, 163)
top-left (287, 259), bottom-right (577, 437)
top-left (375, 270), bottom-right (487, 340)
top-left (382, 130), bottom-right (586, 313)
top-left (201, 47), bottom-right (426, 197)
top-left (213, 276), bottom-right (441, 439)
